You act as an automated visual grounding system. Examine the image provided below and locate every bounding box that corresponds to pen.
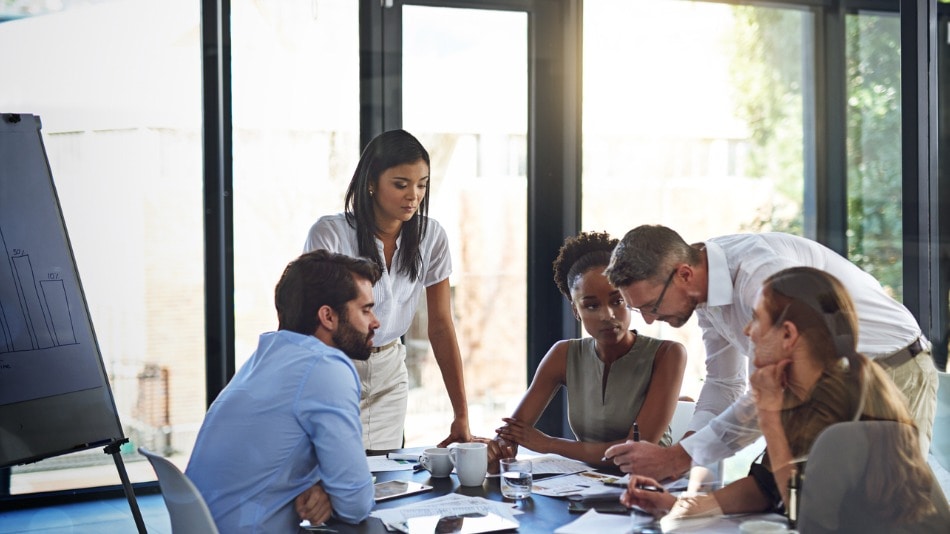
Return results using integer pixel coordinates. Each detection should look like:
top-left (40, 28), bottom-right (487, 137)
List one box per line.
top-left (601, 421), bottom-right (640, 463)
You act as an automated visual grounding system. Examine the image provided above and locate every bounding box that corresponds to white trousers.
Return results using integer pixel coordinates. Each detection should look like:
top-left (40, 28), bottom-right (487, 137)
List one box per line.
top-left (351, 341), bottom-right (409, 450)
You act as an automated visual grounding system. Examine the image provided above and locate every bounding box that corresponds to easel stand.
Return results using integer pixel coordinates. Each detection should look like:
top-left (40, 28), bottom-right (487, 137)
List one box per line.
top-left (104, 440), bottom-right (146, 534)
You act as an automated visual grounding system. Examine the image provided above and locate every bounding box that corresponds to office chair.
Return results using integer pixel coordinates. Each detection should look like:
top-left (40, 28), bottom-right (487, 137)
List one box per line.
top-left (798, 421), bottom-right (950, 534)
top-left (669, 400), bottom-right (695, 442)
top-left (931, 371), bottom-right (950, 472)
top-left (138, 447), bottom-right (220, 534)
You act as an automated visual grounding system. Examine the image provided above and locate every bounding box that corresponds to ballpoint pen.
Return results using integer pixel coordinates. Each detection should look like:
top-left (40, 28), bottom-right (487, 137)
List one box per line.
top-left (602, 420), bottom-right (640, 462)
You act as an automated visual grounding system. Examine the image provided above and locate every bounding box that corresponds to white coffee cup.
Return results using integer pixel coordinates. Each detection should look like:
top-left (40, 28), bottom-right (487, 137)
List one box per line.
top-left (420, 447), bottom-right (453, 478)
top-left (739, 519), bottom-right (789, 534)
top-left (448, 442), bottom-right (488, 486)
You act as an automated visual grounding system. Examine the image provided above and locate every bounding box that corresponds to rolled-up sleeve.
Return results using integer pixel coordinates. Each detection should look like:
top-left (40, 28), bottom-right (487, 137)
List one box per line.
top-left (682, 392), bottom-right (762, 465)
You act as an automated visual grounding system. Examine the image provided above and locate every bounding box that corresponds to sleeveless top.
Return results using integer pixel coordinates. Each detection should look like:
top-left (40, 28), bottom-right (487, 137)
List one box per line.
top-left (565, 333), bottom-right (672, 447)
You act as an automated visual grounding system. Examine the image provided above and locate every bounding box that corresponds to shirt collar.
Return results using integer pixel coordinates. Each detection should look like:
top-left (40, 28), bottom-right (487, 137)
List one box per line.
top-left (704, 240), bottom-right (734, 307)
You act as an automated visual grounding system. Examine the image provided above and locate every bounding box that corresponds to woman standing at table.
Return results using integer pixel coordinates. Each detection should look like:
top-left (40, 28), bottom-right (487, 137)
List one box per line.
top-left (488, 231), bottom-right (686, 467)
top-left (304, 129), bottom-right (470, 451)
top-left (622, 267), bottom-right (948, 531)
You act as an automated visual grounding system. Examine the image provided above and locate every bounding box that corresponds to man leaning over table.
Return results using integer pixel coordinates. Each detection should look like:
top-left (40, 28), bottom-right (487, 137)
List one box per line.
top-left (187, 250), bottom-right (379, 532)
top-left (602, 225), bottom-right (939, 481)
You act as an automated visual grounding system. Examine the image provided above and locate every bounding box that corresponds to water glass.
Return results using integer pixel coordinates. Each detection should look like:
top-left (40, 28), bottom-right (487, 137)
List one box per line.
top-left (499, 457), bottom-right (532, 500)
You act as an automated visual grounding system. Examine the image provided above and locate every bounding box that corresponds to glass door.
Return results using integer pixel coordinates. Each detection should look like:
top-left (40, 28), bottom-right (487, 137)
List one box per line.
top-left (398, 4), bottom-right (529, 444)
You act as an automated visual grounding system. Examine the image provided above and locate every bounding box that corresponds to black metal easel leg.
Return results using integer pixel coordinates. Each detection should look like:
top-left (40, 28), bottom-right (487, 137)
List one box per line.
top-left (104, 440), bottom-right (147, 534)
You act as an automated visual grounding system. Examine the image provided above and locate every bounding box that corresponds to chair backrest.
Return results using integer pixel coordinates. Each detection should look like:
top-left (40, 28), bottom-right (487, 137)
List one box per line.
top-left (799, 421), bottom-right (950, 534)
top-left (931, 371), bottom-right (950, 472)
top-left (669, 400), bottom-right (695, 442)
top-left (138, 447), bottom-right (220, 534)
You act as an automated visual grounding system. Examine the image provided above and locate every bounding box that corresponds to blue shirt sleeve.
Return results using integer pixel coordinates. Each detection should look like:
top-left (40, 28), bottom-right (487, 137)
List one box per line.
top-left (295, 353), bottom-right (374, 523)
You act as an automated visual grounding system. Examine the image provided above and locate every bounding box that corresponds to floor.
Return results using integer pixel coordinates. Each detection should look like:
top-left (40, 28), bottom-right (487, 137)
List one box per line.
top-left (0, 493), bottom-right (171, 534)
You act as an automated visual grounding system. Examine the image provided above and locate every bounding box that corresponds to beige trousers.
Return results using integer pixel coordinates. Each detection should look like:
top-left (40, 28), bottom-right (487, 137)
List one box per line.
top-left (882, 349), bottom-right (938, 456)
top-left (351, 342), bottom-right (409, 450)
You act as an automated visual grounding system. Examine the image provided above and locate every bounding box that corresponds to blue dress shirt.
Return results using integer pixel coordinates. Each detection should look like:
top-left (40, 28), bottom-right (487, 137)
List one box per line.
top-left (186, 330), bottom-right (374, 532)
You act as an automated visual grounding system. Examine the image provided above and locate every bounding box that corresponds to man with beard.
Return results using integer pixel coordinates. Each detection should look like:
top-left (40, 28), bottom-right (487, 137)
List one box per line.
top-left (186, 250), bottom-right (380, 532)
top-left (601, 225), bottom-right (938, 483)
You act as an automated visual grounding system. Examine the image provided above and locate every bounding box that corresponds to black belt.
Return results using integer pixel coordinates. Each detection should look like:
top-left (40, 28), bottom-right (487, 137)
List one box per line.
top-left (876, 336), bottom-right (926, 369)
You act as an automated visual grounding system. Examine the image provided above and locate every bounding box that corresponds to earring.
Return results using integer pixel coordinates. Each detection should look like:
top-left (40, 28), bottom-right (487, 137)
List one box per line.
top-left (369, 188), bottom-right (374, 196)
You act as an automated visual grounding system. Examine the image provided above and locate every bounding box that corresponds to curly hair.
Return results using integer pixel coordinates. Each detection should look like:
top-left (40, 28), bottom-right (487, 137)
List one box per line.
top-left (552, 231), bottom-right (618, 300)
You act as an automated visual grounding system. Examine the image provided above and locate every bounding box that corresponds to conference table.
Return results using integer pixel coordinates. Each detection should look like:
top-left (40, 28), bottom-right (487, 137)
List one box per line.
top-left (318, 447), bottom-right (790, 533)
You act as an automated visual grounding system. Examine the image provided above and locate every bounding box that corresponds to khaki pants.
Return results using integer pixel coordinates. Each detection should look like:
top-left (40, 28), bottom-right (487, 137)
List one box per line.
top-left (882, 349), bottom-right (938, 455)
top-left (351, 342), bottom-right (409, 450)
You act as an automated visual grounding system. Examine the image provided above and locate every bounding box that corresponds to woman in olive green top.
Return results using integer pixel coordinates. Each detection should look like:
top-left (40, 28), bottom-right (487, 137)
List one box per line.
top-left (487, 231), bottom-right (686, 468)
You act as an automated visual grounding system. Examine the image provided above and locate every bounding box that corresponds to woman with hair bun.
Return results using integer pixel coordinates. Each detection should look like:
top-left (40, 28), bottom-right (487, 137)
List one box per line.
top-left (487, 231), bottom-right (686, 468)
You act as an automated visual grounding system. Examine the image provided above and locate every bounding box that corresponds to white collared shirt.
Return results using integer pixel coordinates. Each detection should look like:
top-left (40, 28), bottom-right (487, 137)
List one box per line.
top-left (682, 232), bottom-right (921, 465)
top-left (303, 213), bottom-right (452, 347)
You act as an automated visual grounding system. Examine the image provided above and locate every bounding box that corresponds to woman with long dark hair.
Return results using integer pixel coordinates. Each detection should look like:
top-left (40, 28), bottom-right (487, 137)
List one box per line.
top-left (304, 129), bottom-right (470, 451)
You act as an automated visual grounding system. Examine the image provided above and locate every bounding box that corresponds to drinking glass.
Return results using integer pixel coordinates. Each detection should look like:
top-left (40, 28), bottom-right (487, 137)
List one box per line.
top-left (499, 457), bottom-right (532, 500)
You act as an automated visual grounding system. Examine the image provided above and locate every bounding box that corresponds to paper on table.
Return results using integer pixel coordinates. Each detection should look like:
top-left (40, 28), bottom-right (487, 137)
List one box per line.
top-left (531, 471), bottom-right (626, 497)
top-left (609, 473), bottom-right (694, 493)
top-left (371, 493), bottom-right (520, 533)
top-left (554, 509), bottom-right (654, 533)
top-left (367, 455), bottom-right (416, 472)
top-left (524, 454), bottom-right (590, 475)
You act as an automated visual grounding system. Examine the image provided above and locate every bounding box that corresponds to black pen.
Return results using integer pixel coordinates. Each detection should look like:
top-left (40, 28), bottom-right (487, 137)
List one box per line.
top-left (601, 420), bottom-right (640, 463)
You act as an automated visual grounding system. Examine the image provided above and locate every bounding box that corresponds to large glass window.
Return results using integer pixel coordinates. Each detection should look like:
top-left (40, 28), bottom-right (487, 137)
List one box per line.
top-left (583, 0), bottom-right (807, 403)
top-left (0, 0), bottom-right (202, 491)
top-left (583, 0), bottom-right (808, 483)
top-left (230, 0), bottom-right (359, 369)
top-left (401, 5), bottom-right (528, 444)
top-left (846, 12), bottom-right (902, 298)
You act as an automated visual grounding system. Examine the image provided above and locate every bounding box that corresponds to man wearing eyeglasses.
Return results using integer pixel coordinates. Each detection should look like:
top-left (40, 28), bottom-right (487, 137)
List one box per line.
top-left (601, 224), bottom-right (938, 482)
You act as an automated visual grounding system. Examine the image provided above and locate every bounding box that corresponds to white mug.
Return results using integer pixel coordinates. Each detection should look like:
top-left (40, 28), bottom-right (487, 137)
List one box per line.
top-left (420, 447), bottom-right (453, 478)
top-left (448, 443), bottom-right (488, 486)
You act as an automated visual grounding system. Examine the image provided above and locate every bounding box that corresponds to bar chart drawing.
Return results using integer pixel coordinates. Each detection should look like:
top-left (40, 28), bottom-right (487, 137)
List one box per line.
top-left (0, 226), bottom-right (77, 354)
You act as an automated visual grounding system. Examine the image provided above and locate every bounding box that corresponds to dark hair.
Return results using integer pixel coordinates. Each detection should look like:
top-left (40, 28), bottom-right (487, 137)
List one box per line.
top-left (344, 129), bottom-right (431, 282)
top-left (553, 231), bottom-right (617, 300)
top-left (605, 224), bottom-right (702, 288)
top-left (275, 249), bottom-right (382, 335)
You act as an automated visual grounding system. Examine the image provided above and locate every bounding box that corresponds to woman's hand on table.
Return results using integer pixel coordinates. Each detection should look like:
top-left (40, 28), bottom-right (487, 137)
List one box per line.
top-left (437, 415), bottom-right (473, 448)
top-left (620, 474), bottom-right (675, 517)
top-left (495, 417), bottom-right (551, 453)
top-left (473, 436), bottom-right (516, 475)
